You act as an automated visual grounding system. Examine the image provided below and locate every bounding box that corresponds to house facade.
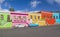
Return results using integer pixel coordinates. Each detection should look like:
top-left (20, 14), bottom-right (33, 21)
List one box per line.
top-left (10, 12), bottom-right (29, 27)
top-left (41, 11), bottom-right (55, 25)
top-left (52, 11), bottom-right (60, 24)
top-left (0, 11), bottom-right (12, 28)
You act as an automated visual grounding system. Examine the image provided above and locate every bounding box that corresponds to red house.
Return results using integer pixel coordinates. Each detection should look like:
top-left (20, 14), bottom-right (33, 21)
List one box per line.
top-left (41, 11), bottom-right (55, 25)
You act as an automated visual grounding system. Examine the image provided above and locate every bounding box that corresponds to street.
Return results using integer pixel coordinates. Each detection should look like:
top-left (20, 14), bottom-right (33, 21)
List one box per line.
top-left (0, 25), bottom-right (60, 37)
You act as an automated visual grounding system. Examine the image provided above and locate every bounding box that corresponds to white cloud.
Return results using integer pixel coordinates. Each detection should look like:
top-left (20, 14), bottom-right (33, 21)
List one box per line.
top-left (46, 0), bottom-right (60, 4)
top-left (0, 0), bottom-right (11, 10)
top-left (0, 9), bottom-right (10, 12)
top-left (30, 0), bottom-right (41, 8)
top-left (0, 0), bottom-right (5, 9)
top-left (4, 2), bottom-right (8, 7)
top-left (55, 0), bottom-right (60, 4)
top-left (3, 9), bottom-right (9, 12)
top-left (46, 0), bottom-right (54, 4)
top-left (15, 10), bottom-right (40, 13)
top-left (29, 10), bottom-right (40, 13)
top-left (0, 0), bottom-right (5, 3)
top-left (15, 9), bottom-right (28, 13)
top-left (4, 2), bottom-right (11, 8)
top-left (15, 10), bottom-right (25, 13)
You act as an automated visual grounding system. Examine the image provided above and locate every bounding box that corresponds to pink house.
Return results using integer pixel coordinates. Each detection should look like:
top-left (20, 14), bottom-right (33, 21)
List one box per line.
top-left (10, 12), bottom-right (29, 27)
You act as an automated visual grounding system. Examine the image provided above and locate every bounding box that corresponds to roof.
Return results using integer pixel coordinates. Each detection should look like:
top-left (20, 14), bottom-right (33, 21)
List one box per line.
top-left (11, 13), bottom-right (28, 15)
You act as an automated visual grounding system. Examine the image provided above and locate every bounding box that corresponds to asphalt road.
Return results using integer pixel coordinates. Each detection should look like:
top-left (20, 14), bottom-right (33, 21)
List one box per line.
top-left (0, 25), bottom-right (60, 37)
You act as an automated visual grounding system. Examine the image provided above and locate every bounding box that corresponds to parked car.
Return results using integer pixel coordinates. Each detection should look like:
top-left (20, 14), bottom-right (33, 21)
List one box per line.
top-left (29, 23), bottom-right (38, 27)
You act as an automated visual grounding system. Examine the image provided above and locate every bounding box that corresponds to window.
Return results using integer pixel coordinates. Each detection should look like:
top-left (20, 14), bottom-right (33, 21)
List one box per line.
top-left (59, 14), bottom-right (60, 19)
top-left (34, 16), bottom-right (36, 20)
top-left (56, 16), bottom-right (58, 19)
top-left (14, 16), bottom-right (16, 19)
top-left (50, 16), bottom-right (52, 18)
top-left (23, 16), bottom-right (26, 22)
top-left (1, 15), bottom-right (4, 20)
top-left (7, 15), bottom-right (10, 22)
top-left (18, 16), bottom-right (21, 20)
top-left (53, 16), bottom-right (55, 19)
top-left (38, 16), bottom-right (40, 20)
top-left (30, 15), bottom-right (32, 19)
top-left (44, 15), bottom-right (46, 19)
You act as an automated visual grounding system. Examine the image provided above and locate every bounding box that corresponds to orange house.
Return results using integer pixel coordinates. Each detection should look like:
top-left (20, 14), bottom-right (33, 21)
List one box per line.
top-left (41, 11), bottom-right (52, 19)
top-left (41, 11), bottom-right (55, 25)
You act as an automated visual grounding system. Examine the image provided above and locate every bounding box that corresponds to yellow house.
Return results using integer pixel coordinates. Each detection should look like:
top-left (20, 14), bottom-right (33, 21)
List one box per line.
top-left (28, 13), bottom-right (47, 26)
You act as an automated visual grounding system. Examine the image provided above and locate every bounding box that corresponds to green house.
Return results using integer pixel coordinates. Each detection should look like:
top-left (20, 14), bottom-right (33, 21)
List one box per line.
top-left (0, 11), bottom-right (12, 29)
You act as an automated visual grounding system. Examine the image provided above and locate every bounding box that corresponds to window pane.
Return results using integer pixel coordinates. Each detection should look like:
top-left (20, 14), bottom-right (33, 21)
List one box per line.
top-left (1, 15), bottom-right (4, 20)
top-left (56, 16), bottom-right (58, 19)
top-left (23, 16), bottom-right (26, 22)
top-left (50, 16), bottom-right (52, 18)
top-left (38, 16), bottom-right (40, 20)
top-left (7, 15), bottom-right (10, 22)
top-left (14, 16), bottom-right (16, 19)
top-left (53, 16), bottom-right (55, 19)
top-left (30, 15), bottom-right (32, 19)
top-left (59, 14), bottom-right (60, 19)
top-left (18, 16), bottom-right (21, 20)
top-left (34, 16), bottom-right (36, 20)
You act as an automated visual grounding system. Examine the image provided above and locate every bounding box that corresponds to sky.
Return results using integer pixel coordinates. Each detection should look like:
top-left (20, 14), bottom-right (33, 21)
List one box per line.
top-left (0, 0), bottom-right (60, 12)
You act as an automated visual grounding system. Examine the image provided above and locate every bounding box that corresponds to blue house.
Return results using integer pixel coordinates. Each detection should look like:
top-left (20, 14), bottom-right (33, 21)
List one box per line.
top-left (53, 12), bottom-right (60, 24)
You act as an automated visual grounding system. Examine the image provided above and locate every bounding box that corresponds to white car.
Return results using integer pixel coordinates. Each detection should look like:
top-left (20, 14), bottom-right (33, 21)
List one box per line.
top-left (15, 24), bottom-right (25, 27)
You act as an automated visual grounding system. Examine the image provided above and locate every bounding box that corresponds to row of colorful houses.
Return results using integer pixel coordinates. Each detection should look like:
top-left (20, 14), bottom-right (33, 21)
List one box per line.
top-left (0, 11), bottom-right (60, 28)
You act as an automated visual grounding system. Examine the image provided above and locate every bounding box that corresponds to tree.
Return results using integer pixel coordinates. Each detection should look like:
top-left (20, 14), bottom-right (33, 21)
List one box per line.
top-left (9, 7), bottom-right (15, 12)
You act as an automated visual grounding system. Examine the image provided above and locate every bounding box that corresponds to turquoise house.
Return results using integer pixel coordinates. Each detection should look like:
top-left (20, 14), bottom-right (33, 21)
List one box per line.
top-left (53, 12), bottom-right (60, 24)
